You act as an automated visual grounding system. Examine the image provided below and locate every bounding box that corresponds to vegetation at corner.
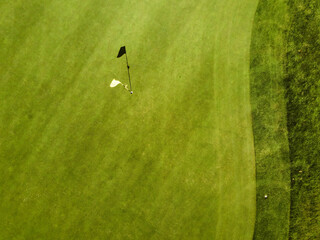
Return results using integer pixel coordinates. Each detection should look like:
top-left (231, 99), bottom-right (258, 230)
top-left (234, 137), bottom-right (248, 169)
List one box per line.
top-left (285, 0), bottom-right (320, 239)
top-left (250, 1), bottom-right (291, 239)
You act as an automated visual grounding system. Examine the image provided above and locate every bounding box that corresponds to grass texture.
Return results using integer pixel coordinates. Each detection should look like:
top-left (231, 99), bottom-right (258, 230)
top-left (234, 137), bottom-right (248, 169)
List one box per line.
top-left (286, 0), bottom-right (320, 239)
top-left (250, 0), bottom-right (291, 239)
top-left (0, 1), bottom-right (258, 239)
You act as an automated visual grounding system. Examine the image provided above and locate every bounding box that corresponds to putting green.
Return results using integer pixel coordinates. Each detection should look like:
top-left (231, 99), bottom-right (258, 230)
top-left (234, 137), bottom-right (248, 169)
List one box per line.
top-left (0, 0), bottom-right (258, 239)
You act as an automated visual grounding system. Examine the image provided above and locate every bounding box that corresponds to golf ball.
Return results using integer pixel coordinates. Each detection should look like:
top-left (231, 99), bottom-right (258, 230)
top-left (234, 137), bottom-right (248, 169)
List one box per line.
top-left (264, 194), bottom-right (268, 199)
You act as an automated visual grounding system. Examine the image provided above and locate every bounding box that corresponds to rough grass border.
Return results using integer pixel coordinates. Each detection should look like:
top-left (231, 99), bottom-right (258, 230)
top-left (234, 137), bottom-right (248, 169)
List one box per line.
top-left (250, 1), bottom-right (291, 239)
top-left (285, 0), bottom-right (320, 239)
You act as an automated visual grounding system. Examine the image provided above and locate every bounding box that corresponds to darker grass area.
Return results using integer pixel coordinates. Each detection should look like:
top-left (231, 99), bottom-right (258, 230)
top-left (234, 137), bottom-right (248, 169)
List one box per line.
top-left (285, 1), bottom-right (320, 239)
top-left (250, 1), bottom-right (291, 239)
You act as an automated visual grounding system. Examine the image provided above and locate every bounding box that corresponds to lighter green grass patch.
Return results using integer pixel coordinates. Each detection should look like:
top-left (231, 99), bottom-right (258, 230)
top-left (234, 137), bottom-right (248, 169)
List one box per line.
top-left (1, 0), bottom-right (258, 239)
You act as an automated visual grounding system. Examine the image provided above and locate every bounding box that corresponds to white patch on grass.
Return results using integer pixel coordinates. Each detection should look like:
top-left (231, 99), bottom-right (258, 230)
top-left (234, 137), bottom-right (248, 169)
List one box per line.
top-left (110, 79), bottom-right (122, 88)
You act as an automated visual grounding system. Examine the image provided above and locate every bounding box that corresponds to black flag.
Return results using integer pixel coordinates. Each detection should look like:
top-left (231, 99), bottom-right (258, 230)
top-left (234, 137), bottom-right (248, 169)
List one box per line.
top-left (117, 46), bottom-right (126, 58)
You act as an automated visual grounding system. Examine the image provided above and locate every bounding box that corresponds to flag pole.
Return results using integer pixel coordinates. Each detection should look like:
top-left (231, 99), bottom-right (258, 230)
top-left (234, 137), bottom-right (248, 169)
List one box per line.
top-left (125, 53), bottom-right (132, 92)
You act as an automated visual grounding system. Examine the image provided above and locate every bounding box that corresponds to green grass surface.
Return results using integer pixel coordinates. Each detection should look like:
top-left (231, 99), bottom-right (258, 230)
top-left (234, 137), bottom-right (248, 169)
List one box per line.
top-left (0, 1), bottom-right (259, 239)
top-left (286, 0), bottom-right (320, 239)
top-left (250, 1), bottom-right (291, 239)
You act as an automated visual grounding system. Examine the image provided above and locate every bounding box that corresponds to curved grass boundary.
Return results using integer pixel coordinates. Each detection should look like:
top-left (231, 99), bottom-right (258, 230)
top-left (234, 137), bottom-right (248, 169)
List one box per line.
top-left (249, 0), bottom-right (291, 239)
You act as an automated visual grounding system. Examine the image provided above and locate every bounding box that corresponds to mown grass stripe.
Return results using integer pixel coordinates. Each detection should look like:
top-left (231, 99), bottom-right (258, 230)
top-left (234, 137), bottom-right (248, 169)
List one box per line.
top-left (250, 0), bottom-right (291, 239)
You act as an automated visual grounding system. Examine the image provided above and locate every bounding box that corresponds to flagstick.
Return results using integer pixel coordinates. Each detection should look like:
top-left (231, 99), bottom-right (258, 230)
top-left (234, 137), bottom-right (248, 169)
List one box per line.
top-left (125, 53), bottom-right (132, 92)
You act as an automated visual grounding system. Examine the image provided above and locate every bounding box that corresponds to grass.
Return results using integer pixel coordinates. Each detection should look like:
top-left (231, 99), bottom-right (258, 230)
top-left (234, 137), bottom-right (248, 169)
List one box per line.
top-left (250, 1), bottom-right (291, 239)
top-left (0, 0), bottom-right (259, 239)
top-left (285, 0), bottom-right (320, 239)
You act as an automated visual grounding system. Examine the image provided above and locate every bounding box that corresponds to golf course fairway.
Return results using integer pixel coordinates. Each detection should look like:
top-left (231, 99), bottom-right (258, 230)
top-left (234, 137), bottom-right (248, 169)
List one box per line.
top-left (1, 0), bottom-right (259, 239)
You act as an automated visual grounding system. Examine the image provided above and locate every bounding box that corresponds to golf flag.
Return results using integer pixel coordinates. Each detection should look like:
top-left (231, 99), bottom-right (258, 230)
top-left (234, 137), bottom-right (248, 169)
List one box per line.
top-left (110, 79), bottom-right (122, 88)
top-left (115, 45), bottom-right (132, 94)
top-left (117, 46), bottom-right (126, 58)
